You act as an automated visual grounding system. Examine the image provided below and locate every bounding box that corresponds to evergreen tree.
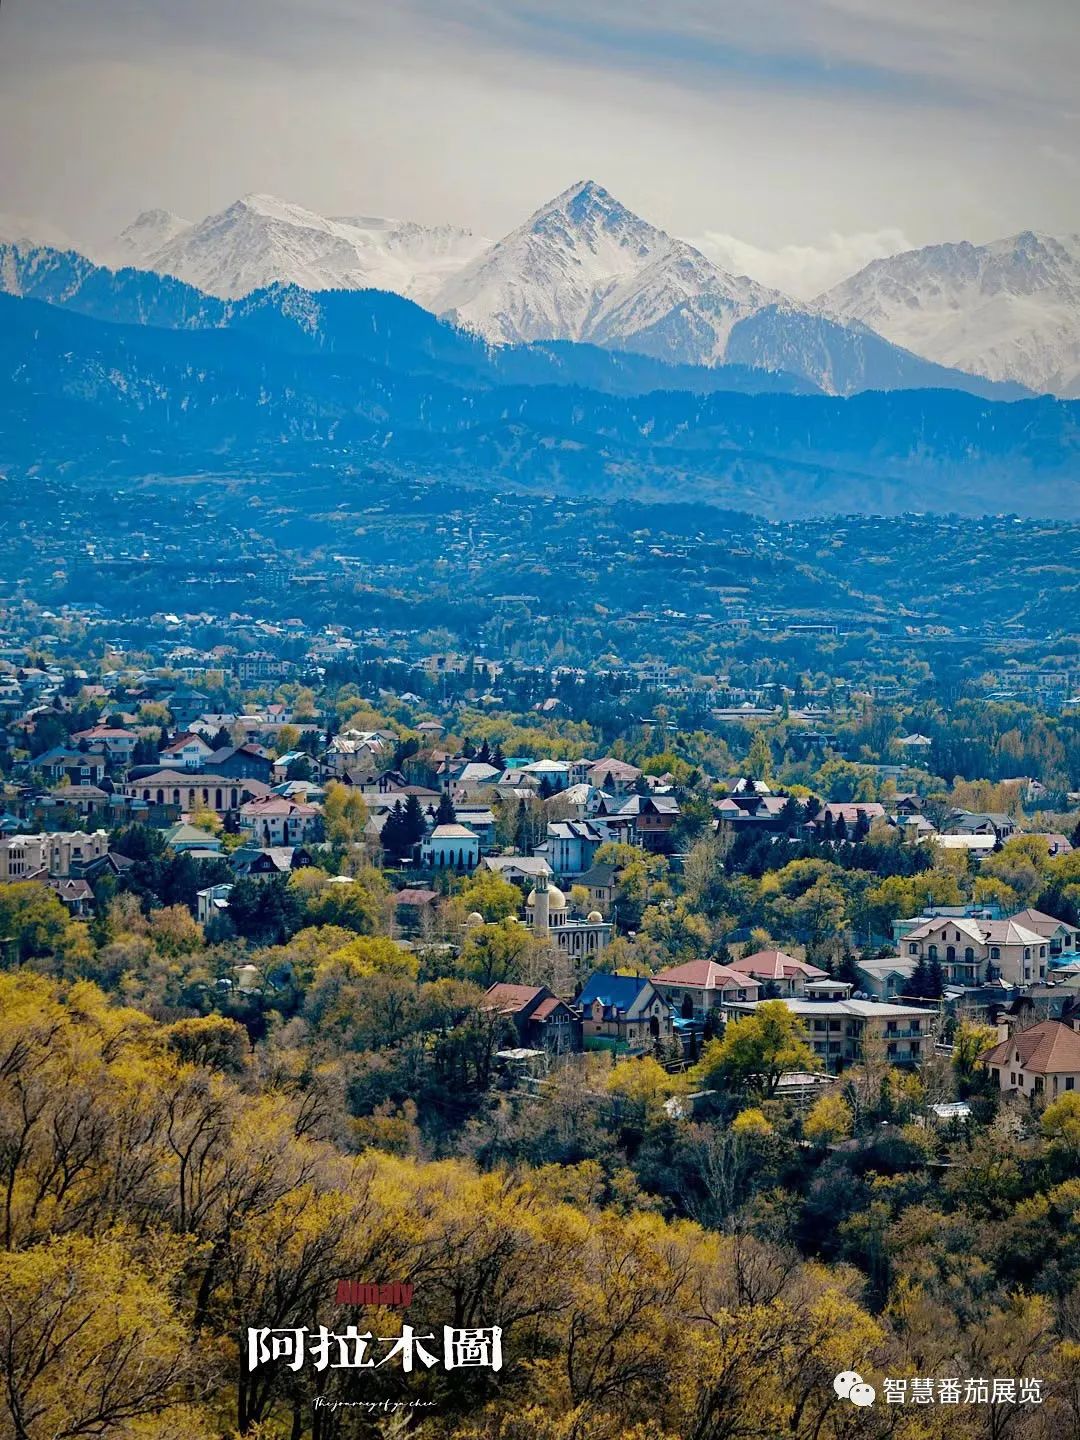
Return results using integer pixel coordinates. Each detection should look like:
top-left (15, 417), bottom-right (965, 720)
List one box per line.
top-left (381, 800), bottom-right (407, 860)
top-left (403, 793), bottom-right (427, 851)
top-left (492, 744), bottom-right (506, 771)
top-left (476, 739), bottom-right (492, 765)
top-left (513, 799), bottom-right (531, 854)
top-left (436, 790), bottom-right (457, 826)
top-left (927, 955), bottom-right (945, 998)
top-left (909, 955), bottom-right (931, 997)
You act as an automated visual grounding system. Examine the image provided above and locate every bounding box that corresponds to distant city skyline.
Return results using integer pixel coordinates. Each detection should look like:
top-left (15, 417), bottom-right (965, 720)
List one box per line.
top-left (2, 0), bottom-right (1078, 296)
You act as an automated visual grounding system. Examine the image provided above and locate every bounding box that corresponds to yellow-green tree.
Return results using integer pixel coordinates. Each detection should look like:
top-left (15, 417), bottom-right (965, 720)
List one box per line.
top-left (695, 1001), bottom-right (818, 1097)
top-left (803, 1089), bottom-right (854, 1146)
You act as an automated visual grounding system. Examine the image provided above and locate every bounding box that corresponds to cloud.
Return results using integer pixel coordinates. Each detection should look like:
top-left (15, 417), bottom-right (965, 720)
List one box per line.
top-left (0, 0), bottom-right (1075, 256)
top-left (685, 228), bottom-right (915, 298)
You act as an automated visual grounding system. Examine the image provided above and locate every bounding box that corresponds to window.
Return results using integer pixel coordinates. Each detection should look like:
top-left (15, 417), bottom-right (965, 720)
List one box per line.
top-left (928, 944), bottom-right (938, 961)
top-left (964, 947), bottom-right (974, 963)
top-left (908, 942), bottom-right (918, 956)
top-left (946, 946), bottom-right (956, 962)
top-left (1068, 1078), bottom-right (1075, 1091)
top-left (991, 947), bottom-right (1000, 960)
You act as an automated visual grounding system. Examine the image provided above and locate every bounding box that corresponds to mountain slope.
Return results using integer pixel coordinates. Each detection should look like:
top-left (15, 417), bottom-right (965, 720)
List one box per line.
top-left (119, 192), bottom-right (490, 304)
top-left (0, 243), bottom-right (819, 397)
top-left (1, 291), bottom-right (1075, 518)
top-left (820, 231), bottom-right (1080, 396)
top-left (725, 305), bottom-right (1029, 400)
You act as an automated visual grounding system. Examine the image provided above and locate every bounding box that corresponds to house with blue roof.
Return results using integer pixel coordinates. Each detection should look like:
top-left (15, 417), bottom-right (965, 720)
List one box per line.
top-left (577, 972), bottom-right (675, 1055)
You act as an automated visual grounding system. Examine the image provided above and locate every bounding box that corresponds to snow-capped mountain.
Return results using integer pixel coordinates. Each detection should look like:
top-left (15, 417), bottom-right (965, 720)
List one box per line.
top-left (111, 193), bottom-right (490, 305)
top-left (820, 231), bottom-right (1080, 396)
top-left (107, 208), bottom-right (194, 267)
top-left (433, 179), bottom-right (778, 364)
top-left (83, 181), bottom-right (1057, 396)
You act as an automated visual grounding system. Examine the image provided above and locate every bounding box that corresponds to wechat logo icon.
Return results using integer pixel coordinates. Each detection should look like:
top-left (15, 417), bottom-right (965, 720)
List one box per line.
top-left (834, 1371), bottom-right (876, 1407)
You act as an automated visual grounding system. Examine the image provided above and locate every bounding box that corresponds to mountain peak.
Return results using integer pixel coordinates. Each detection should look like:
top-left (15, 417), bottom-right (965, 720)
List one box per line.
top-left (525, 179), bottom-right (651, 239)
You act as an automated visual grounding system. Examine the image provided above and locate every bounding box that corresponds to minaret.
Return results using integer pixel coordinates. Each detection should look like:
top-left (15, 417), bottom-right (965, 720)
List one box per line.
top-left (534, 873), bottom-right (550, 934)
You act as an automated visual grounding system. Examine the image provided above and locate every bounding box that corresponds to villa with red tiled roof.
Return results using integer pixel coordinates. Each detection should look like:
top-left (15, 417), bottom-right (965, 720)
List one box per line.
top-left (982, 1020), bottom-right (1080, 1099)
top-left (727, 949), bottom-right (830, 997)
top-left (652, 959), bottom-right (761, 1021)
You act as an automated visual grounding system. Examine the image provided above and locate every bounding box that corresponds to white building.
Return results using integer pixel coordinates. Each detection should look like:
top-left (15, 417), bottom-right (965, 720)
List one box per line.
top-left (419, 823), bottom-right (480, 870)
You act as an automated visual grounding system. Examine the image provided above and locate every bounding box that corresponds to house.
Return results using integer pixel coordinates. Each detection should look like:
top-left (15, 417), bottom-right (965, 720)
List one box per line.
top-left (31, 747), bottom-right (107, 787)
top-left (728, 949), bottom-right (830, 997)
top-left (70, 725), bottom-right (139, 764)
top-left (206, 744), bottom-right (276, 783)
top-left (483, 983), bottom-right (582, 1053)
top-left (855, 956), bottom-right (918, 1000)
top-left (162, 822), bottom-right (224, 855)
top-left (941, 810), bottom-right (1017, 842)
top-left (1011, 908), bottom-right (1080, 961)
top-left (196, 883), bottom-right (234, 927)
top-left (445, 760), bottom-right (501, 793)
top-left (729, 997), bottom-right (937, 1072)
top-left (395, 887), bottom-right (439, 934)
top-left (539, 820), bottom-right (610, 877)
top-left (982, 1020), bottom-right (1080, 1098)
top-left (578, 861), bottom-right (617, 914)
top-left (613, 794), bottom-right (681, 853)
top-left (586, 757), bottom-right (643, 795)
top-left (158, 732), bottom-right (215, 771)
top-left (45, 877), bottom-right (95, 916)
top-left (894, 733), bottom-right (933, 751)
top-left (652, 959), bottom-right (763, 1020)
top-left (519, 759), bottom-right (572, 793)
top-left (230, 845), bottom-right (312, 878)
top-left (453, 806), bottom-right (497, 854)
top-left (419, 823), bottom-right (480, 870)
top-left (43, 786), bottom-right (111, 824)
top-left (165, 690), bottom-right (216, 727)
top-left (821, 802), bottom-right (886, 831)
top-left (239, 795), bottom-right (322, 847)
top-left (577, 972), bottom-right (674, 1054)
top-left (0, 830), bottom-right (109, 881)
top-left (482, 855), bottom-right (553, 886)
top-left (1028, 833), bottom-right (1074, 858)
top-left (902, 914), bottom-right (1049, 986)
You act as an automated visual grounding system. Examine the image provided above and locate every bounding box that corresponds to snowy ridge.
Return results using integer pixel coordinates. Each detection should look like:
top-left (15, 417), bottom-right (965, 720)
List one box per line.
top-left (114, 193), bottom-right (490, 305)
top-left (819, 231), bottom-right (1080, 396)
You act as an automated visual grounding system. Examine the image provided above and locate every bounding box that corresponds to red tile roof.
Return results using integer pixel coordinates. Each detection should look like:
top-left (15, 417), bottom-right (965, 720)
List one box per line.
top-left (983, 1020), bottom-right (1080, 1075)
top-left (654, 959), bottom-right (758, 990)
top-left (729, 949), bottom-right (829, 982)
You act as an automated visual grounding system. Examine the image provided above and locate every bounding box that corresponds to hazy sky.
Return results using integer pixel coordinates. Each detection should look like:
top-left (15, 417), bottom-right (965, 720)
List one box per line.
top-left (2, 0), bottom-right (1078, 294)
